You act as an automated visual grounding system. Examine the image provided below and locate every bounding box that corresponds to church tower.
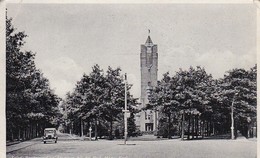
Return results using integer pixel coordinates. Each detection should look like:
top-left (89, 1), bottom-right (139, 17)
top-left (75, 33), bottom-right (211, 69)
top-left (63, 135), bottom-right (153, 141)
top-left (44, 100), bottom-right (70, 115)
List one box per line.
top-left (137, 33), bottom-right (158, 132)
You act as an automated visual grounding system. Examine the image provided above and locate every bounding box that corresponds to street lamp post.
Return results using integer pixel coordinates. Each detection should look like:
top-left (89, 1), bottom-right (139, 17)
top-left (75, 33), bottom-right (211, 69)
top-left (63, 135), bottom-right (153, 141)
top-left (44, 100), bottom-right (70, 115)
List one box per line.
top-left (231, 93), bottom-right (238, 140)
top-left (124, 73), bottom-right (128, 145)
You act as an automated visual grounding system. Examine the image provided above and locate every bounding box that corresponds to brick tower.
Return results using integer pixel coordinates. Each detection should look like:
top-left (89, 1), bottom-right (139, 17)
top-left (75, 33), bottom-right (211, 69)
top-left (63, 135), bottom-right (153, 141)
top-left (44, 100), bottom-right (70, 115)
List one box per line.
top-left (136, 34), bottom-right (158, 133)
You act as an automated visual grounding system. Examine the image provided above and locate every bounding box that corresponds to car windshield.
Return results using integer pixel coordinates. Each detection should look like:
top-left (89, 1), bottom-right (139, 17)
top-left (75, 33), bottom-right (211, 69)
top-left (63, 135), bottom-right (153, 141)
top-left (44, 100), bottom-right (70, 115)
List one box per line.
top-left (45, 130), bottom-right (54, 133)
top-left (45, 130), bottom-right (55, 135)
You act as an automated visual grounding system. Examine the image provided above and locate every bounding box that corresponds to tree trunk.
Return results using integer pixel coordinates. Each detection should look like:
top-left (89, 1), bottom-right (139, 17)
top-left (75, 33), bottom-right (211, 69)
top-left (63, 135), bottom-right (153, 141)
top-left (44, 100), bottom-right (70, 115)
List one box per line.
top-left (154, 110), bottom-right (158, 136)
top-left (192, 115), bottom-right (195, 140)
top-left (207, 121), bottom-right (210, 136)
top-left (31, 124), bottom-right (33, 139)
top-left (33, 124), bottom-right (35, 138)
top-left (187, 114), bottom-right (191, 140)
top-left (36, 123), bottom-right (38, 137)
top-left (95, 119), bottom-right (98, 140)
top-left (205, 121), bottom-right (208, 136)
top-left (97, 120), bottom-right (100, 138)
top-left (179, 121), bottom-right (181, 137)
top-left (209, 121), bottom-right (211, 136)
top-left (196, 115), bottom-right (199, 139)
top-left (81, 119), bottom-right (84, 137)
top-left (202, 120), bottom-right (205, 139)
top-left (23, 129), bottom-right (25, 141)
top-left (29, 125), bottom-right (31, 139)
top-left (24, 128), bottom-right (26, 140)
top-left (200, 121), bottom-right (202, 136)
top-left (234, 123), bottom-right (237, 139)
top-left (168, 113), bottom-right (171, 139)
top-left (71, 122), bottom-right (73, 135)
top-left (18, 128), bottom-right (20, 141)
top-left (11, 129), bottom-right (14, 141)
top-left (27, 127), bottom-right (29, 140)
top-left (31, 124), bottom-right (33, 138)
top-left (247, 125), bottom-right (250, 138)
top-left (181, 113), bottom-right (185, 140)
top-left (110, 120), bottom-right (113, 140)
top-left (27, 126), bottom-right (29, 139)
top-left (26, 125), bottom-right (30, 140)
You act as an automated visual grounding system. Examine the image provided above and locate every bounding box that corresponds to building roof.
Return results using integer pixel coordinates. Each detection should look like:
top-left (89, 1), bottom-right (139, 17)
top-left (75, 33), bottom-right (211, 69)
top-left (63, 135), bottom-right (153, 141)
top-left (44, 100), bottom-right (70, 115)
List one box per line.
top-left (145, 36), bottom-right (153, 45)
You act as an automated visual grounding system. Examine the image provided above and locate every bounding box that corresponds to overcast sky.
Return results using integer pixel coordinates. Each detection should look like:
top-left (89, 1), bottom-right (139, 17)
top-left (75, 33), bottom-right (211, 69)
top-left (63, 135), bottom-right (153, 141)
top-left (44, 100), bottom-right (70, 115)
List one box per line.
top-left (7, 3), bottom-right (256, 99)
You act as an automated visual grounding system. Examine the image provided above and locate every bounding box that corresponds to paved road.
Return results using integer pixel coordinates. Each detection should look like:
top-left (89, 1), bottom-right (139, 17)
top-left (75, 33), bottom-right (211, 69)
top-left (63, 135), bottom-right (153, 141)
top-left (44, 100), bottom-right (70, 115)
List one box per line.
top-left (7, 137), bottom-right (256, 158)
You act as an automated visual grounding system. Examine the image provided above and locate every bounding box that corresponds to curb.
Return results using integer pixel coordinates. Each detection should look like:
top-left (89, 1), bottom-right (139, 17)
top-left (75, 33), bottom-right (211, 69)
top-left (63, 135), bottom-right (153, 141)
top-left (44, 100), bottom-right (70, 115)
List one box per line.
top-left (6, 141), bottom-right (21, 146)
top-left (6, 142), bottom-right (38, 153)
top-left (6, 138), bottom-right (42, 153)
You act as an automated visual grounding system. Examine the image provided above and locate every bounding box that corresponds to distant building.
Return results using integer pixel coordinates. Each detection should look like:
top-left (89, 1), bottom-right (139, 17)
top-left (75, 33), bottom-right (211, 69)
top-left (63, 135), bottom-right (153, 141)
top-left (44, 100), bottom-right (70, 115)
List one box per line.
top-left (136, 35), bottom-right (158, 133)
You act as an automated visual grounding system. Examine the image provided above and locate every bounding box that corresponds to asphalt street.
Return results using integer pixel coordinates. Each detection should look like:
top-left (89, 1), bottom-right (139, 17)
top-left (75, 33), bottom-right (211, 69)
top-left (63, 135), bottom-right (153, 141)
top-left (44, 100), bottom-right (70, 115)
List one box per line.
top-left (7, 135), bottom-right (257, 158)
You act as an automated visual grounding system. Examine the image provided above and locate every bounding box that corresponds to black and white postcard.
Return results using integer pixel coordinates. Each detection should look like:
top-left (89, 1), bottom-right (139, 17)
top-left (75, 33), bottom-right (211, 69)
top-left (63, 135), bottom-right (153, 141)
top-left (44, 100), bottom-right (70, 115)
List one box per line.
top-left (1, 0), bottom-right (259, 158)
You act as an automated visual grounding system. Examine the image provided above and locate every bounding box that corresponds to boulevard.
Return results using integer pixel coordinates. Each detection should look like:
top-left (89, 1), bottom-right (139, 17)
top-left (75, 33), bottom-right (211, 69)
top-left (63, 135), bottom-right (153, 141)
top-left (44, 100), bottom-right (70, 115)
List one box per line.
top-left (7, 133), bottom-right (257, 158)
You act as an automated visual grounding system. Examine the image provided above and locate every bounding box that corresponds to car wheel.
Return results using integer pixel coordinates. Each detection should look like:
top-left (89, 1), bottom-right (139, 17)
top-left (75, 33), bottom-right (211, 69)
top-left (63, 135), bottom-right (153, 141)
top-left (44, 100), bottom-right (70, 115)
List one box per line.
top-left (44, 141), bottom-right (46, 144)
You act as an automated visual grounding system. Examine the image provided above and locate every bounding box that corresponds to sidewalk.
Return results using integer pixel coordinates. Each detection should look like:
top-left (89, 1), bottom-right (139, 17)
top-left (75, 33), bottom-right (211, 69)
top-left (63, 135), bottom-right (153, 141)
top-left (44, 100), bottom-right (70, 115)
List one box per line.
top-left (6, 138), bottom-right (42, 153)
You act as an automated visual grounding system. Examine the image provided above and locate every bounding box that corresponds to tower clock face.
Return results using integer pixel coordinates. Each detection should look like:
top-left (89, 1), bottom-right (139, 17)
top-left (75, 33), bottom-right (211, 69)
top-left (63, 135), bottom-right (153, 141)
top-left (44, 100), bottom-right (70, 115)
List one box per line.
top-left (147, 47), bottom-right (152, 53)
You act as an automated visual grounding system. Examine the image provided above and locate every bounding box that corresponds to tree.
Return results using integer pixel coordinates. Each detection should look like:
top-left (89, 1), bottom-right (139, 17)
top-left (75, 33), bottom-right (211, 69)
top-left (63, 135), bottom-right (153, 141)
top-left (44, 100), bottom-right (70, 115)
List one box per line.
top-left (174, 67), bottom-right (214, 139)
top-left (147, 72), bottom-right (180, 138)
top-left (147, 66), bottom-right (214, 140)
top-left (127, 112), bottom-right (137, 137)
top-left (6, 17), bottom-right (61, 141)
top-left (62, 65), bottom-right (138, 140)
top-left (221, 66), bottom-right (257, 138)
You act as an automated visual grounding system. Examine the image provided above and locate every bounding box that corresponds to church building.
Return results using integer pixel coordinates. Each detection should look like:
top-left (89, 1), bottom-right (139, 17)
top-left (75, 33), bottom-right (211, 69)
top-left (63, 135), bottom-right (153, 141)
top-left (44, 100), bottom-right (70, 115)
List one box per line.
top-left (136, 34), bottom-right (159, 133)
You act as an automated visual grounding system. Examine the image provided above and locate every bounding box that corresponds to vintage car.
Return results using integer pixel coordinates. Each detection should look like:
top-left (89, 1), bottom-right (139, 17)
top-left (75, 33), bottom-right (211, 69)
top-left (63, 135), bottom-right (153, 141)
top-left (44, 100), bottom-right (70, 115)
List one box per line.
top-left (43, 128), bottom-right (58, 144)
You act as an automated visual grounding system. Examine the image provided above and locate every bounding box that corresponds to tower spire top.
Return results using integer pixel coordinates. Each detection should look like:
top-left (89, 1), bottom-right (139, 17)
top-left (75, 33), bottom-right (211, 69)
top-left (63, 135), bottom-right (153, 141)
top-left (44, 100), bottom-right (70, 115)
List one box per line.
top-left (145, 36), bottom-right (153, 46)
top-left (145, 29), bottom-right (153, 45)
